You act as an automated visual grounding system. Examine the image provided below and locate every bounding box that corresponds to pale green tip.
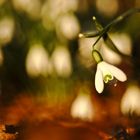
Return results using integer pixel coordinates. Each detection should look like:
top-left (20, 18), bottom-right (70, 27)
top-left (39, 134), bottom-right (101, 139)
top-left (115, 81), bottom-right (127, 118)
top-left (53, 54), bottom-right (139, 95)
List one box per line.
top-left (92, 16), bottom-right (96, 20)
top-left (104, 74), bottom-right (113, 83)
top-left (79, 33), bottom-right (84, 38)
top-left (92, 50), bottom-right (103, 63)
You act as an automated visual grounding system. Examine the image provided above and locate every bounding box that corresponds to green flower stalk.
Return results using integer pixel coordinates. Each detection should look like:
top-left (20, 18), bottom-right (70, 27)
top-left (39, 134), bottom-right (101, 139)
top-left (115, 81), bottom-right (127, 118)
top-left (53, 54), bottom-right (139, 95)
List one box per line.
top-left (79, 8), bottom-right (140, 53)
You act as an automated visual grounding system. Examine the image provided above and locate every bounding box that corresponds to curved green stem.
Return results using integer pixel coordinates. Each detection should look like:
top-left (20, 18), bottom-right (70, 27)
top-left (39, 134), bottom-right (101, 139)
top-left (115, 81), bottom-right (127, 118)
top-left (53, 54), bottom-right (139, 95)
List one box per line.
top-left (91, 8), bottom-right (140, 49)
top-left (107, 8), bottom-right (140, 28)
top-left (79, 31), bottom-right (100, 38)
top-left (79, 8), bottom-right (140, 63)
top-left (103, 33), bottom-right (130, 59)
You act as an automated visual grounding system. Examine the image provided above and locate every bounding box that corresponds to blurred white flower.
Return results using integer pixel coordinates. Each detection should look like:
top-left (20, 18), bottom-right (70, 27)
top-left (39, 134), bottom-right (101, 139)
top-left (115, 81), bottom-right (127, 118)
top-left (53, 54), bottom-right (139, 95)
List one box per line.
top-left (100, 42), bottom-right (122, 65)
top-left (110, 33), bottom-right (132, 56)
top-left (51, 46), bottom-right (72, 77)
top-left (41, 0), bottom-right (78, 30)
top-left (71, 93), bottom-right (94, 121)
top-left (121, 84), bottom-right (140, 116)
top-left (42, 0), bottom-right (78, 20)
top-left (78, 37), bottom-right (99, 67)
top-left (100, 33), bottom-right (131, 64)
top-left (96, 0), bottom-right (119, 17)
top-left (26, 43), bottom-right (51, 77)
top-left (0, 17), bottom-right (15, 45)
top-left (56, 14), bottom-right (80, 40)
top-left (95, 61), bottom-right (127, 93)
top-left (12, 0), bottom-right (41, 19)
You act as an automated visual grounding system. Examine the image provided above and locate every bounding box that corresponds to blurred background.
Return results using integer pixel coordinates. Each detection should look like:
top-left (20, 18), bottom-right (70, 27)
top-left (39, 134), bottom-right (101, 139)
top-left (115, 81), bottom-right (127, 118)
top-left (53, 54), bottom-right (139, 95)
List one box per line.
top-left (0, 0), bottom-right (140, 140)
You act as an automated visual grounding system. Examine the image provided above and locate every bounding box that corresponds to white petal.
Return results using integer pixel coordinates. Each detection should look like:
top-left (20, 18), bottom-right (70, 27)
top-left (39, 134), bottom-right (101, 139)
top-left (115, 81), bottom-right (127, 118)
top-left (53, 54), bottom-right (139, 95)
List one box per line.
top-left (95, 66), bottom-right (104, 93)
top-left (104, 62), bottom-right (127, 82)
top-left (98, 61), bottom-right (110, 72)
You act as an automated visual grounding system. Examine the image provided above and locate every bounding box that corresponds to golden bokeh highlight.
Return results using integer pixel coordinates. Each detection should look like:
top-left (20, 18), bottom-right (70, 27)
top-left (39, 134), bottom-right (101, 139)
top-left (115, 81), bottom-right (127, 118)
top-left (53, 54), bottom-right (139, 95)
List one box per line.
top-left (100, 33), bottom-right (132, 65)
top-left (41, 0), bottom-right (79, 31)
top-left (0, 17), bottom-right (15, 45)
top-left (121, 84), bottom-right (140, 116)
top-left (51, 46), bottom-right (72, 78)
top-left (12, 0), bottom-right (42, 19)
top-left (26, 43), bottom-right (50, 77)
top-left (56, 14), bottom-right (80, 40)
top-left (96, 0), bottom-right (119, 17)
top-left (100, 42), bottom-right (122, 65)
top-left (110, 33), bottom-right (132, 56)
top-left (70, 88), bottom-right (94, 121)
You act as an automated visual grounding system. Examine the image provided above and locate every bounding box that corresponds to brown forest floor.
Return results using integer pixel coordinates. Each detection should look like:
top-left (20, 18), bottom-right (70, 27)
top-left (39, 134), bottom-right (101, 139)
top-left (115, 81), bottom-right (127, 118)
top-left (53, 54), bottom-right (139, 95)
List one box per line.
top-left (0, 94), bottom-right (140, 140)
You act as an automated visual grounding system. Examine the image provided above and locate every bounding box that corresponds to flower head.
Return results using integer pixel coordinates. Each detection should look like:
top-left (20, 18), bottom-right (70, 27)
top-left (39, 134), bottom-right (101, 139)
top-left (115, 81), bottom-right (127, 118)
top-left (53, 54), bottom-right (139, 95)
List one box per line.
top-left (70, 93), bottom-right (94, 121)
top-left (121, 84), bottom-right (140, 116)
top-left (95, 61), bottom-right (127, 93)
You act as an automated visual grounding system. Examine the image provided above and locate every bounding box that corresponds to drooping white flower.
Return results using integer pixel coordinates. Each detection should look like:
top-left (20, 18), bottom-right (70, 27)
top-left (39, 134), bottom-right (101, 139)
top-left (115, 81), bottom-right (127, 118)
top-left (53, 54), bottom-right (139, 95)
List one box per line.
top-left (100, 33), bottom-right (132, 65)
top-left (26, 43), bottom-right (51, 77)
top-left (51, 46), bottom-right (72, 77)
top-left (95, 61), bottom-right (127, 93)
top-left (70, 93), bottom-right (94, 121)
top-left (121, 84), bottom-right (140, 116)
top-left (0, 17), bottom-right (15, 45)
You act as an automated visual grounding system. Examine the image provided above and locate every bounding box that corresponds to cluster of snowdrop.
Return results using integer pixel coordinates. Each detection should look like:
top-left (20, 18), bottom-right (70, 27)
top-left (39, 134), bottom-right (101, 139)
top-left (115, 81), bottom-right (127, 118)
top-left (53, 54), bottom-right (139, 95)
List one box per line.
top-left (71, 8), bottom-right (140, 121)
top-left (26, 43), bottom-right (72, 78)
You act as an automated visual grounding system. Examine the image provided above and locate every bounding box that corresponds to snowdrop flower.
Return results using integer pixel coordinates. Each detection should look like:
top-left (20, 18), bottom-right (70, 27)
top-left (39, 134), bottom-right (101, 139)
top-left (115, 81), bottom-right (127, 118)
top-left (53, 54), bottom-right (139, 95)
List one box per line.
top-left (93, 50), bottom-right (127, 93)
top-left (51, 46), bottom-right (72, 77)
top-left (70, 93), bottom-right (94, 121)
top-left (121, 84), bottom-right (140, 116)
top-left (26, 43), bottom-right (50, 77)
top-left (56, 14), bottom-right (80, 40)
top-left (0, 17), bottom-right (15, 45)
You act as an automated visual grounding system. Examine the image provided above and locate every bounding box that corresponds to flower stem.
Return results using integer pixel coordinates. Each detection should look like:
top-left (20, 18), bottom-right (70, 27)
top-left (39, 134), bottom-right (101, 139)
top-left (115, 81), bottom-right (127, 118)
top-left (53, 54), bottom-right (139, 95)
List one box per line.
top-left (91, 8), bottom-right (140, 49)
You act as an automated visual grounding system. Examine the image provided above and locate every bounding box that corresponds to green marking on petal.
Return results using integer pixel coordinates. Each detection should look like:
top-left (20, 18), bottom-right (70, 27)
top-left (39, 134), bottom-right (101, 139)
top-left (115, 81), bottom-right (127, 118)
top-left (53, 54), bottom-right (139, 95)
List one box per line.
top-left (104, 74), bottom-right (113, 83)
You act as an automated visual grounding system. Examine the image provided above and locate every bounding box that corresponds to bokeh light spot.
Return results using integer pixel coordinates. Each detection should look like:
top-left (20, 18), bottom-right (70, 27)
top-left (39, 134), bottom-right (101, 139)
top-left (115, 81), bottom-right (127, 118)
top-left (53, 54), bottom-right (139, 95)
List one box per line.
top-left (12, 0), bottom-right (42, 19)
top-left (96, 0), bottom-right (119, 17)
top-left (26, 43), bottom-right (50, 77)
top-left (121, 84), bottom-right (140, 116)
top-left (56, 14), bottom-right (80, 40)
top-left (51, 46), bottom-right (72, 77)
top-left (71, 88), bottom-right (94, 121)
top-left (0, 17), bottom-right (15, 45)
